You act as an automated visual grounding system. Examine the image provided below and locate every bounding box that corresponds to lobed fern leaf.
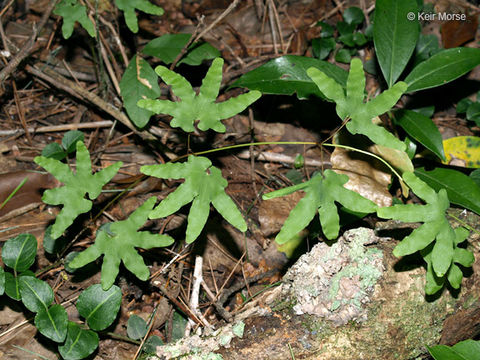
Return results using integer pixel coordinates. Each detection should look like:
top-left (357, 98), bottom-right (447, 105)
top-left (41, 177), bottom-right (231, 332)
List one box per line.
top-left (114, 0), bottom-right (164, 33)
top-left (307, 58), bottom-right (407, 151)
top-left (34, 142), bottom-right (122, 240)
top-left (69, 197), bottom-right (174, 290)
top-left (377, 172), bottom-right (474, 294)
top-left (53, 0), bottom-right (95, 39)
top-left (263, 170), bottom-right (377, 243)
top-left (141, 156), bottom-right (247, 243)
top-left (137, 58), bottom-right (261, 133)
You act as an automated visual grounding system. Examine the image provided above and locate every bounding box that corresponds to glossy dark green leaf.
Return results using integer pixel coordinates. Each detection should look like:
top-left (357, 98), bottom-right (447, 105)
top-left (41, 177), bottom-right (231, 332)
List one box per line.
top-left (405, 48), bottom-right (480, 92)
top-left (143, 335), bottom-right (164, 354)
top-left (58, 321), bottom-right (99, 360)
top-left (63, 252), bottom-right (80, 273)
top-left (179, 42), bottom-right (221, 66)
top-left (466, 102), bottom-right (480, 125)
top-left (353, 32), bottom-right (367, 46)
top-left (2, 234), bottom-right (37, 272)
top-left (76, 284), bottom-right (122, 330)
top-left (338, 34), bottom-right (355, 47)
top-left (312, 37), bottom-right (335, 60)
top-left (343, 7), bottom-right (364, 25)
top-left (142, 34), bottom-right (220, 66)
top-left (127, 314), bottom-right (148, 340)
top-left (231, 55), bottom-right (348, 100)
top-left (337, 21), bottom-right (355, 35)
top-left (62, 130), bottom-right (84, 154)
top-left (457, 98), bottom-right (474, 114)
top-left (143, 33), bottom-right (190, 63)
top-left (415, 167), bottom-right (480, 215)
top-left (19, 276), bottom-right (54, 313)
top-left (412, 105), bottom-right (435, 117)
top-left (374, 0), bottom-right (419, 87)
top-left (335, 48), bottom-right (352, 63)
top-left (4, 272), bottom-right (21, 300)
top-left (0, 267), bottom-right (5, 296)
top-left (413, 33), bottom-right (439, 66)
top-left (43, 225), bottom-right (68, 255)
top-left (120, 55), bottom-right (161, 128)
top-left (41, 143), bottom-right (66, 160)
top-left (394, 109), bottom-right (445, 160)
top-left (317, 21), bottom-right (334, 38)
top-left (170, 311), bottom-right (188, 342)
top-left (35, 304), bottom-right (68, 342)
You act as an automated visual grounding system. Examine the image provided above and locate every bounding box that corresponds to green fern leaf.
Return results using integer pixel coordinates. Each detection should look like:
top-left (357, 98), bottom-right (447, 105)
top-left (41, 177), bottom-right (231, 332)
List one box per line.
top-left (53, 0), bottom-right (95, 39)
top-left (137, 58), bottom-right (261, 133)
top-left (307, 58), bottom-right (407, 150)
top-left (34, 142), bottom-right (122, 240)
top-left (115, 0), bottom-right (164, 33)
top-left (69, 197), bottom-right (174, 290)
top-left (377, 172), bottom-right (474, 294)
top-left (141, 156), bottom-right (247, 243)
top-left (262, 170), bottom-right (377, 243)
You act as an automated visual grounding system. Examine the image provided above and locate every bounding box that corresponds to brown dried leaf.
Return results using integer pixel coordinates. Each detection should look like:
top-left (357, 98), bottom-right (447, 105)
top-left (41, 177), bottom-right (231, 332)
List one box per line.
top-left (331, 146), bottom-right (392, 207)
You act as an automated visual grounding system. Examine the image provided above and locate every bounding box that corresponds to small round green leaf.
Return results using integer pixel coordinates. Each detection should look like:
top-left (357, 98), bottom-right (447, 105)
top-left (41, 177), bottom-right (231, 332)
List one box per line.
top-left (338, 33), bottom-right (355, 47)
top-left (353, 32), bottom-right (367, 46)
top-left (35, 304), bottom-right (68, 342)
top-left (76, 284), bottom-right (122, 331)
top-left (2, 234), bottom-right (37, 272)
top-left (457, 98), bottom-right (474, 114)
top-left (19, 276), bottom-right (54, 313)
top-left (58, 321), bottom-right (99, 360)
top-left (62, 130), bottom-right (84, 154)
top-left (64, 251), bottom-right (80, 273)
top-left (4, 272), bottom-right (27, 300)
top-left (41, 143), bottom-right (66, 160)
top-left (143, 335), bottom-right (164, 354)
top-left (127, 314), bottom-right (148, 340)
top-left (43, 225), bottom-right (68, 255)
top-left (316, 21), bottom-right (334, 38)
top-left (466, 102), bottom-right (480, 125)
top-left (337, 21), bottom-right (355, 35)
top-left (343, 7), bottom-right (365, 25)
top-left (335, 48), bottom-right (352, 63)
top-left (312, 37), bottom-right (336, 60)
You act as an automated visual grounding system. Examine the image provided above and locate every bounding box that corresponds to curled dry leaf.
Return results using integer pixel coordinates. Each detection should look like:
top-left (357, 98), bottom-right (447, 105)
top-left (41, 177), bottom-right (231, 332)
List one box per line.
top-left (331, 146), bottom-right (392, 207)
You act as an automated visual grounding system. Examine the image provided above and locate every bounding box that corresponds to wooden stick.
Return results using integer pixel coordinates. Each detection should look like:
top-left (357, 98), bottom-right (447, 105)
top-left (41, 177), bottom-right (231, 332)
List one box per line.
top-left (24, 63), bottom-right (155, 141)
top-left (0, 120), bottom-right (114, 136)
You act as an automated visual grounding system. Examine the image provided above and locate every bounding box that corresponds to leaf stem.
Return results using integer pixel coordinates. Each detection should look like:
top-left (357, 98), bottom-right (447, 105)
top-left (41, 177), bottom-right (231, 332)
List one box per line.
top-left (0, 176), bottom-right (28, 210)
top-left (174, 140), bottom-right (404, 182)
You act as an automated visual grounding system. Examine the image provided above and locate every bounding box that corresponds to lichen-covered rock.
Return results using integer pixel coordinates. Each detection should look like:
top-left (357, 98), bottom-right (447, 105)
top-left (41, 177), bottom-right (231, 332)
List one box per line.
top-left (282, 228), bottom-right (384, 325)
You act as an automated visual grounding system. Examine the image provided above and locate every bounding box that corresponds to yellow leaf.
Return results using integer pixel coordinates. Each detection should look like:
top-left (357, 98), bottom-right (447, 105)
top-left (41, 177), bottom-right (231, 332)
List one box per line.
top-left (442, 136), bottom-right (480, 168)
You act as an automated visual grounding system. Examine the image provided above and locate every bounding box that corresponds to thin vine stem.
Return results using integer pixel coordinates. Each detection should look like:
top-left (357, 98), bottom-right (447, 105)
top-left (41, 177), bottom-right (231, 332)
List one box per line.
top-left (173, 140), bottom-right (404, 184)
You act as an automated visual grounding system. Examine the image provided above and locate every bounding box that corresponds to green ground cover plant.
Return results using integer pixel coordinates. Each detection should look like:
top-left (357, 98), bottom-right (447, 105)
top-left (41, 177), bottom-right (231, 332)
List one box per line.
top-left (2, 0), bottom-right (480, 358)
